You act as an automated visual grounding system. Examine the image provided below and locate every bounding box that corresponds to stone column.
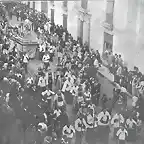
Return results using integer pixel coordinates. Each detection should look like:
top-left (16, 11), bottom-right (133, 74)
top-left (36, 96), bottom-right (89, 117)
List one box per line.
top-left (135, 0), bottom-right (144, 71)
top-left (83, 13), bottom-right (91, 47)
top-left (35, 1), bottom-right (41, 12)
top-left (50, 0), bottom-right (55, 23)
top-left (33, 1), bottom-right (35, 10)
top-left (62, 0), bottom-right (68, 29)
top-left (41, 1), bottom-right (48, 17)
top-left (136, 0), bottom-right (144, 49)
top-left (77, 0), bottom-right (88, 43)
top-left (102, 0), bottom-right (115, 54)
top-left (27, 2), bottom-right (30, 8)
top-left (30, 2), bottom-right (33, 8)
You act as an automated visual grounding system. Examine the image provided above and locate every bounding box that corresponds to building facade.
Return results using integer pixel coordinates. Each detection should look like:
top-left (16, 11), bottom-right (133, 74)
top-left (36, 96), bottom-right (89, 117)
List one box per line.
top-left (23, 0), bottom-right (144, 72)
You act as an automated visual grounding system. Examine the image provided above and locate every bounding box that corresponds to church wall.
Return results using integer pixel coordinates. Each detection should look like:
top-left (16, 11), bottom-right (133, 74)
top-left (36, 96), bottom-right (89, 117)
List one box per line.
top-left (33, 0), bottom-right (144, 73)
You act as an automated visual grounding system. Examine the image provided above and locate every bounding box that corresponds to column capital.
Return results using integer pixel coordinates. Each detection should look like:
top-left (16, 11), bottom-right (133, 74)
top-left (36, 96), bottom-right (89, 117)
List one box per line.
top-left (77, 7), bottom-right (91, 23)
top-left (102, 22), bottom-right (113, 32)
top-left (50, 1), bottom-right (55, 9)
top-left (79, 7), bottom-right (90, 14)
top-left (62, 5), bottom-right (68, 15)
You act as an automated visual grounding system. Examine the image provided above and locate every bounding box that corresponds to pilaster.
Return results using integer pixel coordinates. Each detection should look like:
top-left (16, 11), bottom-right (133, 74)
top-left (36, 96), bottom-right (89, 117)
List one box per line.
top-left (62, 0), bottom-right (68, 29)
top-left (41, 1), bottom-right (48, 17)
top-left (77, 0), bottom-right (89, 44)
top-left (28, 1), bottom-right (30, 8)
top-left (33, 1), bottom-right (35, 10)
top-left (102, 0), bottom-right (115, 54)
top-left (50, 0), bottom-right (55, 23)
top-left (77, 8), bottom-right (91, 46)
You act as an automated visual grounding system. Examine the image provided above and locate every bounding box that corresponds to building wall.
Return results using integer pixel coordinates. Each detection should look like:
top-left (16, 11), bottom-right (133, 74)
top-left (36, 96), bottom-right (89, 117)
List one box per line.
top-left (88, 0), bottom-right (104, 53)
top-left (33, 0), bottom-right (144, 72)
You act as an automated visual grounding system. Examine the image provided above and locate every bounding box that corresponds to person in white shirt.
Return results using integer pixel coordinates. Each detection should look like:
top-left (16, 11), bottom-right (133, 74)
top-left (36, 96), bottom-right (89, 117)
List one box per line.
top-left (37, 76), bottom-right (46, 90)
top-left (23, 53), bottom-right (29, 73)
top-left (88, 103), bottom-right (95, 117)
top-left (54, 91), bottom-right (65, 102)
top-left (84, 90), bottom-right (91, 102)
top-left (5, 93), bottom-right (10, 105)
top-left (62, 123), bottom-right (75, 139)
top-left (111, 113), bottom-right (125, 125)
top-left (54, 91), bottom-right (65, 110)
top-left (15, 73), bottom-right (23, 79)
top-left (3, 49), bottom-right (8, 55)
top-left (64, 71), bottom-right (71, 79)
top-left (38, 122), bottom-right (48, 134)
top-left (2, 63), bottom-right (8, 69)
top-left (42, 54), bottom-right (50, 70)
top-left (125, 117), bottom-right (137, 129)
top-left (121, 87), bottom-right (127, 93)
top-left (132, 96), bottom-right (138, 107)
top-left (43, 136), bottom-right (52, 144)
top-left (41, 89), bottom-right (55, 107)
top-left (97, 109), bottom-right (111, 126)
top-left (39, 43), bottom-right (46, 60)
top-left (82, 112), bottom-right (94, 129)
top-left (70, 75), bottom-right (76, 85)
top-left (44, 71), bottom-right (49, 86)
top-left (136, 81), bottom-right (144, 94)
top-left (41, 89), bottom-right (55, 99)
top-left (70, 84), bottom-right (78, 96)
top-left (74, 117), bottom-right (86, 144)
top-left (75, 117), bottom-right (86, 132)
top-left (38, 27), bottom-right (43, 34)
top-left (39, 44), bottom-right (43, 53)
top-left (23, 53), bottom-right (29, 63)
top-left (54, 108), bottom-right (61, 118)
top-left (93, 58), bottom-right (99, 68)
top-left (76, 94), bottom-right (84, 108)
top-left (117, 66), bottom-right (122, 76)
top-left (56, 95), bottom-right (65, 109)
top-left (26, 77), bottom-right (34, 88)
top-left (116, 127), bottom-right (128, 144)
top-left (111, 113), bottom-right (124, 139)
top-left (61, 77), bottom-right (72, 92)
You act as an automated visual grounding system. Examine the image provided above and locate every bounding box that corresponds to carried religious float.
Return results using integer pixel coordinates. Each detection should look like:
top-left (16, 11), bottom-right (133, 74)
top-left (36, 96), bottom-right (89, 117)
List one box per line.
top-left (10, 18), bottom-right (38, 58)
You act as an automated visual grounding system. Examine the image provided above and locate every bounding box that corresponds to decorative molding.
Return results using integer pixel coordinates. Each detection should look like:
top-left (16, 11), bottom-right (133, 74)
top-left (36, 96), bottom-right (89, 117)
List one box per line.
top-left (101, 21), bottom-right (114, 35)
top-left (102, 21), bottom-right (113, 31)
top-left (104, 28), bottom-right (114, 35)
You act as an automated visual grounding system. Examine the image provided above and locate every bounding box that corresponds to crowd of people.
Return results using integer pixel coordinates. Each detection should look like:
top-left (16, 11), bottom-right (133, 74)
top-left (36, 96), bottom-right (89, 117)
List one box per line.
top-left (0, 1), bottom-right (144, 144)
top-left (104, 49), bottom-right (144, 98)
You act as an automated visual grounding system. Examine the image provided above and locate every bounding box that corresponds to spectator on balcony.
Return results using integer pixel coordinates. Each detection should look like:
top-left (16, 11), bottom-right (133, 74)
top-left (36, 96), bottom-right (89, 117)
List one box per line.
top-left (42, 53), bottom-right (50, 70)
top-left (114, 65), bottom-right (122, 83)
top-left (16, 10), bottom-right (20, 21)
top-left (118, 54), bottom-right (123, 66)
top-left (23, 53), bottom-right (29, 73)
top-left (110, 62), bottom-right (118, 75)
top-left (101, 94), bottom-right (108, 109)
